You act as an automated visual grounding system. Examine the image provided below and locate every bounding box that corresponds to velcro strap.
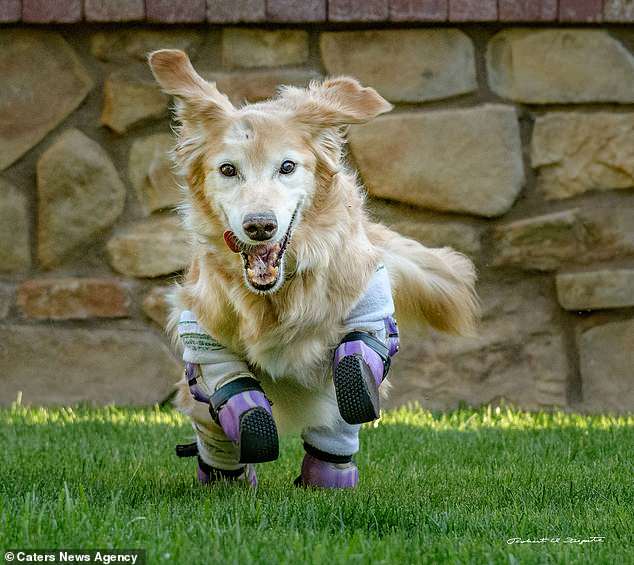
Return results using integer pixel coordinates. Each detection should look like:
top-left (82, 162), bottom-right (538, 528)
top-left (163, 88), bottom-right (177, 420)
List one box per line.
top-left (175, 442), bottom-right (199, 458)
top-left (209, 376), bottom-right (264, 417)
top-left (304, 442), bottom-right (352, 464)
top-left (340, 331), bottom-right (390, 363)
top-left (197, 456), bottom-right (245, 479)
top-left (185, 362), bottom-right (199, 385)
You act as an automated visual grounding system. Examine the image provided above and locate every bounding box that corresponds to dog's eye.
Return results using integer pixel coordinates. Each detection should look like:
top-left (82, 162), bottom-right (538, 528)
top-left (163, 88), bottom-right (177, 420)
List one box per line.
top-left (219, 163), bottom-right (237, 177)
top-left (279, 160), bottom-right (296, 175)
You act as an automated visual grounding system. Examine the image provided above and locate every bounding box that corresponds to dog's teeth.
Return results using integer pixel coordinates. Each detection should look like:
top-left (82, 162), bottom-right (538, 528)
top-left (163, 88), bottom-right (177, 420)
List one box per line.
top-left (247, 268), bottom-right (255, 279)
top-left (272, 266), bottom-right (279, 277)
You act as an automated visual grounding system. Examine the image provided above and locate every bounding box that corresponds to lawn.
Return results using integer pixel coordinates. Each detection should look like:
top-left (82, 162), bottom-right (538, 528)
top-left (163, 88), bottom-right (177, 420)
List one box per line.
top-left (0, 404), bottom-right (632, 565)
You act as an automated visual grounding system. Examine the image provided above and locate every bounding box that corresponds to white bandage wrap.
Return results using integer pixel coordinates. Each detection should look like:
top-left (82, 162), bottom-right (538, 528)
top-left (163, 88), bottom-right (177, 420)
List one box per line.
top-left (178, 310), bottom-right (250, 391)
top-left (302, 419), bottom-right (361, 456)
top-left (179, 310), bottom-right (231, 363)
top-left (344, 264), bottom-right (395, 333)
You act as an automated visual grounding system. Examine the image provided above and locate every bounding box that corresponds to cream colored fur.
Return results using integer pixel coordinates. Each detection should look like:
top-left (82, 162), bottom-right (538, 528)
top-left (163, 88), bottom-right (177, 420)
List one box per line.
top-left (149, 50), bottom-right (479, 435)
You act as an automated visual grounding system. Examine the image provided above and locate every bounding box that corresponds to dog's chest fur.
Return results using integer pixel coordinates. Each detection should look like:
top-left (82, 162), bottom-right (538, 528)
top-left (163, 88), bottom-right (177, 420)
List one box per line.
top-left (182, 245), bottom-right (378, 389)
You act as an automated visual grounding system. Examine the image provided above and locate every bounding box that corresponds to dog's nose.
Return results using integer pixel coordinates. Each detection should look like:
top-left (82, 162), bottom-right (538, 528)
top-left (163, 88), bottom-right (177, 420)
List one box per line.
top-left (242, 212), bottom-right (278, 241)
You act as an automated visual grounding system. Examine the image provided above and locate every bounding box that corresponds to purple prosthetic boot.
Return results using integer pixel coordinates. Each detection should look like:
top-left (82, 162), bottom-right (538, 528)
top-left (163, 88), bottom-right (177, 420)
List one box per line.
top-left (211, 376), bottom-right (279, 464)
top-left (185, 364), bottom-right (279, 464)
top-left (332, 317), bottom-right (400, 424)
top-left (175, 442), bottom-right (257, 487)
top-left (294, 444), bottom-right (358, 489)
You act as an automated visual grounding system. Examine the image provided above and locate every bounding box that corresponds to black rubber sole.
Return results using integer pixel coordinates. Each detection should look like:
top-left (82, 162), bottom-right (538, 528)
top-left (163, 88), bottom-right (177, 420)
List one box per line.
top-left (333, 355), bottom-right (380, 424)
top-left (238, 407), bottom-right (279, 464)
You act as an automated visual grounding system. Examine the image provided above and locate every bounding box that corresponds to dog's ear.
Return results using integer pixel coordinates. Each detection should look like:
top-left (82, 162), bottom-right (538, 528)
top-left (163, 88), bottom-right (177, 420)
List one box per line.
top-left (286, 77), bottom-right (392, 130)
top-left (148, 49), bottom-right (234, 122)
top-left (318, 77), bottom-right (393, 124)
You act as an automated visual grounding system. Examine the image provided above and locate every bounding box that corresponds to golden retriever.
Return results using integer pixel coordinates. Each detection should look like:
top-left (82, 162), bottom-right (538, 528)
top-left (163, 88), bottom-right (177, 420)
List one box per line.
top-left (148, 49), bottom-right (478, 467)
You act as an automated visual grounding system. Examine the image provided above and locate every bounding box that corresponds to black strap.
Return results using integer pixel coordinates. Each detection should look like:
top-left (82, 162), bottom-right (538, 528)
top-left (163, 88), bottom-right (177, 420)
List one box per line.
top-left (208, 376), bottom-right (265, 421)
top-left (197, 456), bottom-right (245, 479)
top-left (175, 442), bottom-right (199, 458)
top-left (304, 442), bottom-right (352, 464)
top-left (340, 330), bottom-right (391, 378)
top-left (340, 331), bottom-right (390, 363)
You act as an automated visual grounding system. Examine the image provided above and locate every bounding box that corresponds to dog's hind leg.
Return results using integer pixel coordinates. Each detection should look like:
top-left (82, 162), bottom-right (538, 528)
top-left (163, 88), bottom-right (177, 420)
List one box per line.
top-left (177, 311), bottom-right (279, 469)
top-left (296, 399), bottom-right (361, 489)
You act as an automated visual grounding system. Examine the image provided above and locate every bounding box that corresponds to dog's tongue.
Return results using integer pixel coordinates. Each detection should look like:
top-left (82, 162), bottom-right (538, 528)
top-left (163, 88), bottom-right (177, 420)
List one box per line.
top-left (223, 229), bottom-right (281, 287)
top-left (223, 230), bottom-right (240, 253)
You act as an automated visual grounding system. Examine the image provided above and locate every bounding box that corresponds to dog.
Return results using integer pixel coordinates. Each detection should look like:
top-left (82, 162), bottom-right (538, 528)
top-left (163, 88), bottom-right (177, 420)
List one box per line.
top-left (148, 50), bottom-right (478, 488)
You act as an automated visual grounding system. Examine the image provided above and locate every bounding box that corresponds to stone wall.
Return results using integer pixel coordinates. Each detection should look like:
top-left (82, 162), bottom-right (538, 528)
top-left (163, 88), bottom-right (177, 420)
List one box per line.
top-left (1, 15), bottom-right (633, 412)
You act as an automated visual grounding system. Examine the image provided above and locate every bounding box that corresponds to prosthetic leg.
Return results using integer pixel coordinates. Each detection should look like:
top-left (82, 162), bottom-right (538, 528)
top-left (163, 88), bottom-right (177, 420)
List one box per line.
top-left (333, 316), bottom-right (399, 424)
top-left (186, 361), bottom-right (279, 464)
top-left (295, 409), bottom-right (361, 488)
top-left (294, 443), bottom-right (359, 489)
top-left (175, 436), bottom-right (258, 487)
top-left (176, 312), bottom-right (279, 486)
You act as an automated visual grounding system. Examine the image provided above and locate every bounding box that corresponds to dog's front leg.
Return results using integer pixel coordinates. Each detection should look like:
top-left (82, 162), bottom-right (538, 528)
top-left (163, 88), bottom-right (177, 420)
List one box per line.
top-left (332, 264), bottom-right (400, 425)
top-left (177, 311), bottom-right (279, 486)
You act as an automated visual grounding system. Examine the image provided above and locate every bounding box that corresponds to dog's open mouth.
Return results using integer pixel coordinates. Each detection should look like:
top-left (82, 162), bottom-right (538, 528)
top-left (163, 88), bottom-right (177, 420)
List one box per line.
top-left (223, 206), bottom-right (299, 293)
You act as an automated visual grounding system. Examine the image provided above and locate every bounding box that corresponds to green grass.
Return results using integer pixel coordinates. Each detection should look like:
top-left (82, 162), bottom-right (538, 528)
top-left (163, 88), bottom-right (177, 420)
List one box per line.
top-left (1, 404), bottom-right (632, 565)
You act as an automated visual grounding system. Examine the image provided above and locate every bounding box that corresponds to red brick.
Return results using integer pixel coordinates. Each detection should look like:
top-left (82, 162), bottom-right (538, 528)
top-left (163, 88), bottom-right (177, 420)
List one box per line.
top-left (267, 0), bottom-right (326, 21)
top-left (559, 0), bottom-right (602, 21)
top-left (604, 0), bottom-right (634, 22)
top-left (17, 278), bottom-right (130, 320)
top-left (207, 0), bottom-right (265, 21)
top-left (498, 0), bottom-right (557, 21)
top-left (22, 0), bottom-right (81, 22)
top-left (448, 0), bottom-right (496, 21)
top-left (146, 0), bottom-right (206, 22)
top-left (389, 0), bottom-right (447, 21)
top-left (0, 0), bottom-right (21, 22)
top-left (84, 0), bottom-right (144, 21)
top-left (328, 0), bottom-right (388, 21)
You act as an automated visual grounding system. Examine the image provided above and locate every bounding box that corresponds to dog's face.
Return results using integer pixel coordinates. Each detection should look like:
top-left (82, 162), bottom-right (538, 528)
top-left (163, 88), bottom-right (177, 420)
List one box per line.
top-left (207, 114), bottom-right (317, 293)
top-left (149, 50), bottom-right (391, 295)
